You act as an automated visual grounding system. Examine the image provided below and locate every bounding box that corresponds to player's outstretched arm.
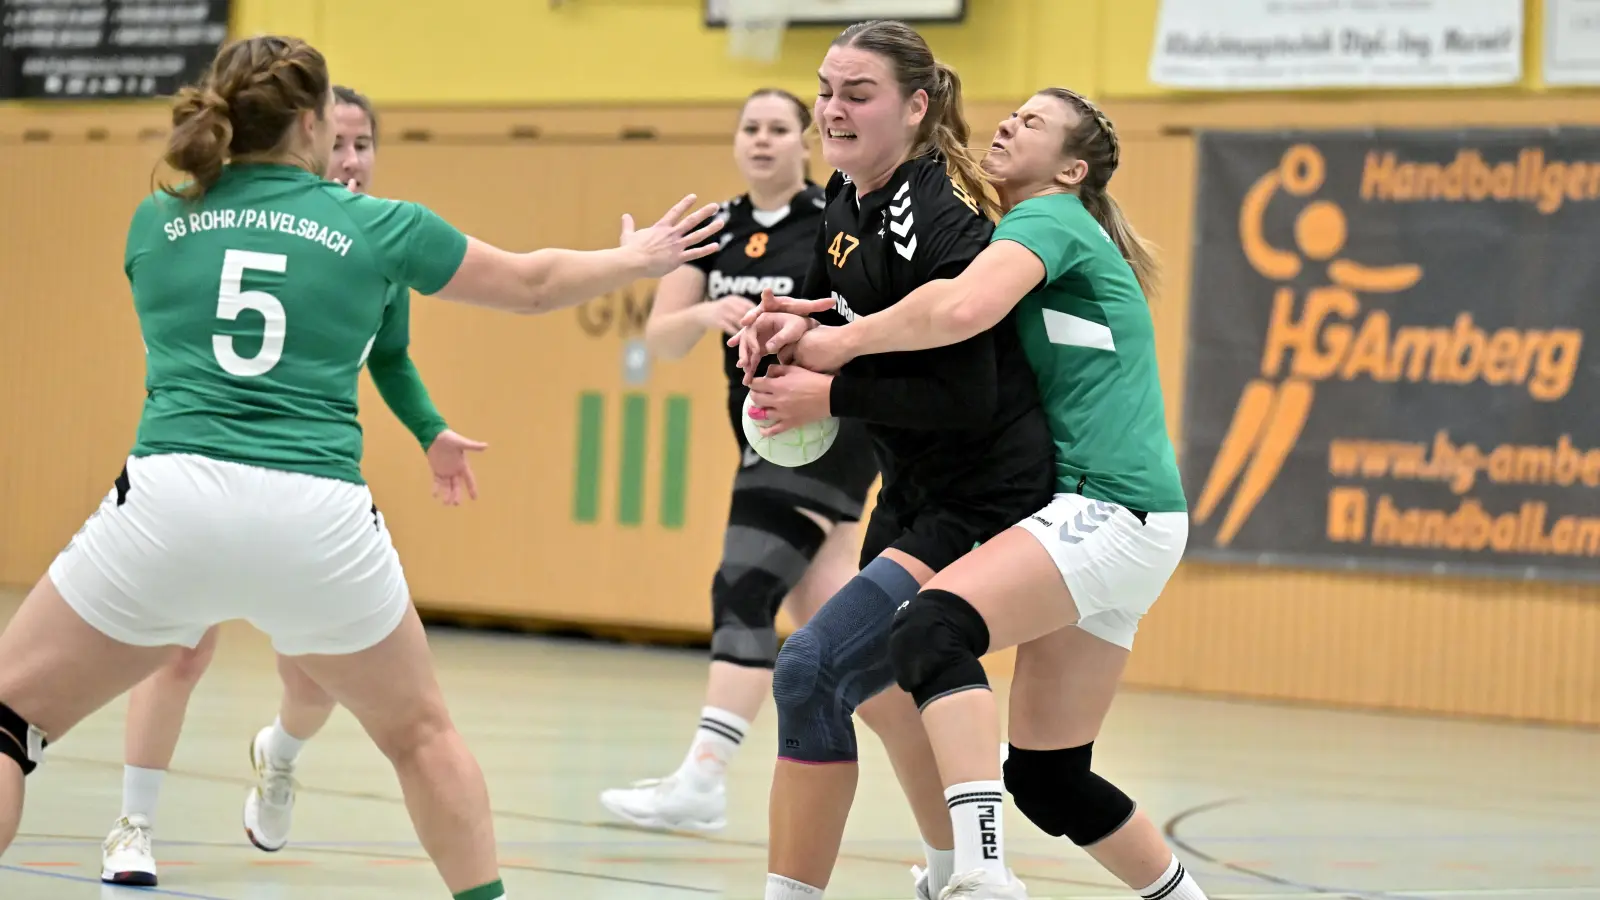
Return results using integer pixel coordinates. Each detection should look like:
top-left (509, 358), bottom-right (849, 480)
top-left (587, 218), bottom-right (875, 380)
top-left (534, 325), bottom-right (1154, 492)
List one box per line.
top-left (433, 194), bottom-right (723, 315)
top-left (822, 240), bottom-right (1043, 364)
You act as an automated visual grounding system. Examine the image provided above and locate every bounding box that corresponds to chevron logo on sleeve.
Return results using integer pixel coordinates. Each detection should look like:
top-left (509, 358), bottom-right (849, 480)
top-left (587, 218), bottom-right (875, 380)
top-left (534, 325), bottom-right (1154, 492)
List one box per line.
top-left (890, 181), bottom-right (917, 260)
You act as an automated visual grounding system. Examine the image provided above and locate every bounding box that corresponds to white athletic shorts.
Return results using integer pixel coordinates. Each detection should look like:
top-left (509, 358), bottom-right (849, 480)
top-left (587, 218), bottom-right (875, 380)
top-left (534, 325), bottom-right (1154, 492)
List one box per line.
top-left (48, 453), bottom-right (410, 656)
top-left (1014, 492), bottom-right (1188, 650)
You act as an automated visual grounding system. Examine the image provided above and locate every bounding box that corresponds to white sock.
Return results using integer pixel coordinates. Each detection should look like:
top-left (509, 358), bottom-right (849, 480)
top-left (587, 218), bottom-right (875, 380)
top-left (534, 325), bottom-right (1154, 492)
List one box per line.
top-left (923, 840), bottom-right (955, 895)
top-left (121, 766), bottom-right (165, 823)
top-left (946, 780), bottom-right (1007, 878)
top-left (1138, 855), bottom-right (1208, 900)
top-left (263, 716), bottom-right (307, 766)
top-left (676, 706), bottom-right (748, 790)
top-left (765, 873), bottom-right (823, 900)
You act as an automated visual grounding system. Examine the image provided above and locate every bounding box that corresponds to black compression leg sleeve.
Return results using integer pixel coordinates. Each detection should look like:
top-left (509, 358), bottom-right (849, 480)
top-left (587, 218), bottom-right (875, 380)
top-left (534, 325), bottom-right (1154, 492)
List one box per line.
top-left (711, 492), bottom-right (828, 668)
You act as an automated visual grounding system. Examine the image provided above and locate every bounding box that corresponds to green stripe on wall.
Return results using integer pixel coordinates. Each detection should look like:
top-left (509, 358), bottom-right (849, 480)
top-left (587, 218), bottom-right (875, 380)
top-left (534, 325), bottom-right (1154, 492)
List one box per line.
top-left (572, 392), bottom-right (604, 524)
top-left (659, 395), bottom-right (691, 529)
top-left (616, 393), bottom-right (648, 526)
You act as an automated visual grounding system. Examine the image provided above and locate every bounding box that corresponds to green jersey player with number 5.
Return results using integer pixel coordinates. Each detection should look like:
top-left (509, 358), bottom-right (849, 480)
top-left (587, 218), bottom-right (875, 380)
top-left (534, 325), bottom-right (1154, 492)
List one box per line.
top-left (98, 84), bottom-right (484, 888)
top-left (0, 35), bottom-right (722, 900)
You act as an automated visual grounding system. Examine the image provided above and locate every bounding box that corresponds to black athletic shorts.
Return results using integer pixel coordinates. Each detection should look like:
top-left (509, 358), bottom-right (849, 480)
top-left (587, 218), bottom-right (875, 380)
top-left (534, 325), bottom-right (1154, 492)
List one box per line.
top-left (860, 460), bottom-right (1056, 573)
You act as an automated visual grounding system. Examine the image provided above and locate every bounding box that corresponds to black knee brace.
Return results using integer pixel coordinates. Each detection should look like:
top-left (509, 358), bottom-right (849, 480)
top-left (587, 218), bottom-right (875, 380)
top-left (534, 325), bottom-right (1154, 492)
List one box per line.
top-left (889, 589), bottom-right (991, 710)
top-left (712, 492), bottom-right (828, 669)
top-left (1003, 743), bottom-right (1135, 847)
top-left (772, 556), bottom-right (920, 763)
top-left (0, 701), bottom-right (46, 776)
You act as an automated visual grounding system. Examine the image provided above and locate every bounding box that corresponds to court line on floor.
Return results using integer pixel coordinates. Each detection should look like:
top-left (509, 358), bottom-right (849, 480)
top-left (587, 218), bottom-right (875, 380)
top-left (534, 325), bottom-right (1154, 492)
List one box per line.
top-left (1165, 803), bottom-right (1600, 898)
top-left (1, 864), bottom-right (232, 899)
top-left (39, 752), bottom-right (1129, 893)
top-left (267, 843), bottom-right (720, 894)
top-left (10, 833), bottom-right (1290, 900)
top-left (11, 833), bottom-right (719, 897)
top-left (17, 835), bottom-right (1590, 900)
top-left (38, 754), bottom-right (1600, 898)
top-left (1164, 798), bottom-right (1443, 900)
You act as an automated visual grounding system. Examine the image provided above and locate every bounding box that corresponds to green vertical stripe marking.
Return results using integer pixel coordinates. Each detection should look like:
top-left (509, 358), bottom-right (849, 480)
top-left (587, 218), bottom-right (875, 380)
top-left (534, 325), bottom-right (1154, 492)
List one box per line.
top-left (659, 395), bottom-right (691, 529)
top-left (617, 393), bottom-right (648, 526)
top-left (572, 392), bottom-right (603, 524)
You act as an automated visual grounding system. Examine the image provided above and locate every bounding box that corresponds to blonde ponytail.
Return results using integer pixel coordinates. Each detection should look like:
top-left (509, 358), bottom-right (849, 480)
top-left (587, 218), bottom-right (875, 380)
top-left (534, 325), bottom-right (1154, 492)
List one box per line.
top-left (1081, 189), bottom-right (1159, 296)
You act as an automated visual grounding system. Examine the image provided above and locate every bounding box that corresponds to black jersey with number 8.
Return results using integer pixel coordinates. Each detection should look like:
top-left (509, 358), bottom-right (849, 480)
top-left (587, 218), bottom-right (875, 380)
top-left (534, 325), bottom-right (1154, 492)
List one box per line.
top-left (691, 184), bottom-right (830, 446)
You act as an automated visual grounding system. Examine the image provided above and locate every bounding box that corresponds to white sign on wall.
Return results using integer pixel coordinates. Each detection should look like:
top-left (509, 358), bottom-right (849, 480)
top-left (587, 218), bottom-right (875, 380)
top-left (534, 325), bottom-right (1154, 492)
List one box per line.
top-left (1545, 0), bottom-right (1600, 85)
top-left (1149, 0), bottom-right (1524, 90)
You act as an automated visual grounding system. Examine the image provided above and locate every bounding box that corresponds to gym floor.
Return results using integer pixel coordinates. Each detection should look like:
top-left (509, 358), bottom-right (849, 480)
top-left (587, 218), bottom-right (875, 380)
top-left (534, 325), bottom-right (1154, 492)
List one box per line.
top-left (0, 590), bottom-right (1596, 900)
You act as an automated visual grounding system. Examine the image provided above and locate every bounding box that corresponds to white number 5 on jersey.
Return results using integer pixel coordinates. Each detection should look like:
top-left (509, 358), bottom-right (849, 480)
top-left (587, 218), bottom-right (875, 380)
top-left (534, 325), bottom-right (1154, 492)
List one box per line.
top-left (213, 249), bottom-right (288, 377)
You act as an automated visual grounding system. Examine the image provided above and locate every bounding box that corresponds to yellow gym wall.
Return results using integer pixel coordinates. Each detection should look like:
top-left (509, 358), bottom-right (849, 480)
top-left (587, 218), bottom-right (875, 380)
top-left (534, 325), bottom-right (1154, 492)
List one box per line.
top-left (2, 0), bottom-right (1597, 728)
top-left (218, 0), bottom-right (1559, 104)
top-left (227, 0), bottom-right (1100, 105)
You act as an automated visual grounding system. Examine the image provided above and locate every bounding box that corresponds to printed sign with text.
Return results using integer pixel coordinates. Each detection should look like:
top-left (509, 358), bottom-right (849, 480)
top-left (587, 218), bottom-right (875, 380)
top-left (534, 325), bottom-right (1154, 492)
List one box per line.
top-left (1184, 129), bottom-right (1599, 581)
top-left (1150, 0), bottom-right (1523, 90)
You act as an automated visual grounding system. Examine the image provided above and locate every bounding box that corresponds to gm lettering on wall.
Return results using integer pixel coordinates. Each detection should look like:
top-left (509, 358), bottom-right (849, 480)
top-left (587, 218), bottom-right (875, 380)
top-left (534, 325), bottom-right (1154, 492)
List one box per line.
top-left (1182, 129), bottom-right (1599, 582)
top-left (572, 391), bottom-right (692, 529)
top-left (576, 286), bottom-right (653, 339)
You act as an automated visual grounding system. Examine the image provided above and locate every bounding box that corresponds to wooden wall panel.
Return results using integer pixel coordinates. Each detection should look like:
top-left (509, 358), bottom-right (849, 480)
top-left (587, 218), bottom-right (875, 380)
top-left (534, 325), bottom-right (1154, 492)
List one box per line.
top-left (0, 142), bottom-right (156, 578)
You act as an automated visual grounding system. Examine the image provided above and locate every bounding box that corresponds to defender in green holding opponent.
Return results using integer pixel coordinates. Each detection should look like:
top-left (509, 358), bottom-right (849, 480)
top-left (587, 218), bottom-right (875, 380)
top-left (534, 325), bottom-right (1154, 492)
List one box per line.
top-left (753, 88), bottom-right (1209, 900)
top-left (0, 34), bottom-right (722, 900)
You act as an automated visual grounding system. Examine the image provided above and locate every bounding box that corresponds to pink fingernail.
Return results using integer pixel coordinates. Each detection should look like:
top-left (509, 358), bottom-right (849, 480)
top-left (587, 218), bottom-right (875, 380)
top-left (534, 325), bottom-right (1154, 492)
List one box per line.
top-left (749, 407), bottom-right (769, 420)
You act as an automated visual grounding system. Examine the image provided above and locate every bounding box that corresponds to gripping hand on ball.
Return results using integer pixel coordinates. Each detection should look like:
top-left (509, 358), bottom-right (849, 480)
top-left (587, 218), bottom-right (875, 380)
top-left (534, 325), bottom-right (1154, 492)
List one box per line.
top-left (747, 364), bottom-right (833, 437)
top-left (730, 288), bottom-right (830, 380)
top-left (732, 312), bottom-right (814, 383)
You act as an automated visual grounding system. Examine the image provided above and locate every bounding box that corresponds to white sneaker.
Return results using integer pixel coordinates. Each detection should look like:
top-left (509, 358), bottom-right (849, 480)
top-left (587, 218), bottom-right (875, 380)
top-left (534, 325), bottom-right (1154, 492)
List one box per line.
top-left (940, 869), bottom-right (1030, 900)
top-left (243, 726), bottom-right (297, 851)
top-left (598, 774), bottom-right (726, 832)
top-left (911, 864), bottom-right (936, 900)
top-left (101, 815), bottom-right (158, 886)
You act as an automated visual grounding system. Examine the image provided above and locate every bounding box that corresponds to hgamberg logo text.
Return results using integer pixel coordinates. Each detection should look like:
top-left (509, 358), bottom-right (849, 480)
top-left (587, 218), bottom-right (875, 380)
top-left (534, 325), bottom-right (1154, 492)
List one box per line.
top-left (1192, 144), bottom-right (1585, 554)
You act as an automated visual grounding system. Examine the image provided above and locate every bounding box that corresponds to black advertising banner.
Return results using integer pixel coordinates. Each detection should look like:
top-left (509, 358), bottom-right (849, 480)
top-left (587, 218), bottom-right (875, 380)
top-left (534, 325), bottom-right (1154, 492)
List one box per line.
top-left (1, 1), bottom-right (229, 100)
top-left (1183, 129), bottom-right (1600, 582)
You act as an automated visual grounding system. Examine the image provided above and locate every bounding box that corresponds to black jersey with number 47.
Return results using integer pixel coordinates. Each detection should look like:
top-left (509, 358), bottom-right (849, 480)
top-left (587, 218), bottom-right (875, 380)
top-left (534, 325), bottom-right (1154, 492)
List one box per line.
top-left (690, 184), bottom-right (828, 445)
top-left (803, 154), bottom-right (1052, 506)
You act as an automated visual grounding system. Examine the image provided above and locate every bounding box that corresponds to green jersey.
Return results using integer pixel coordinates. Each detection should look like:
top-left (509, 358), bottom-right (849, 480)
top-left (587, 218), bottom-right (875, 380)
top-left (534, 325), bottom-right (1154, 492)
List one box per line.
top-left (125, 163), bottom-right (468, 484)
top-left (992, 193), bottom-right (1186, 513)
top-left (366, 282), bottom-right (449, 453)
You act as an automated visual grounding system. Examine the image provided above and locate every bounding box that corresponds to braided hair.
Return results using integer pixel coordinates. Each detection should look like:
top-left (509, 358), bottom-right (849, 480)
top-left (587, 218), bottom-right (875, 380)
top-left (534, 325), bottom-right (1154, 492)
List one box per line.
top-left (164, 36), bottom-right (331, 201)
top-left (1036, 88), bottom-right (1159, 296)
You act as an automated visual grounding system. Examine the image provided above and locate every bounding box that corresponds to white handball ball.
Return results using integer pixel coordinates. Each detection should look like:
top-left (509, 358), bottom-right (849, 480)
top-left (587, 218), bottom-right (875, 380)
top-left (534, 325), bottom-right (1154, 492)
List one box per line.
top-left (741, 389), bottom-right (839, 468)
